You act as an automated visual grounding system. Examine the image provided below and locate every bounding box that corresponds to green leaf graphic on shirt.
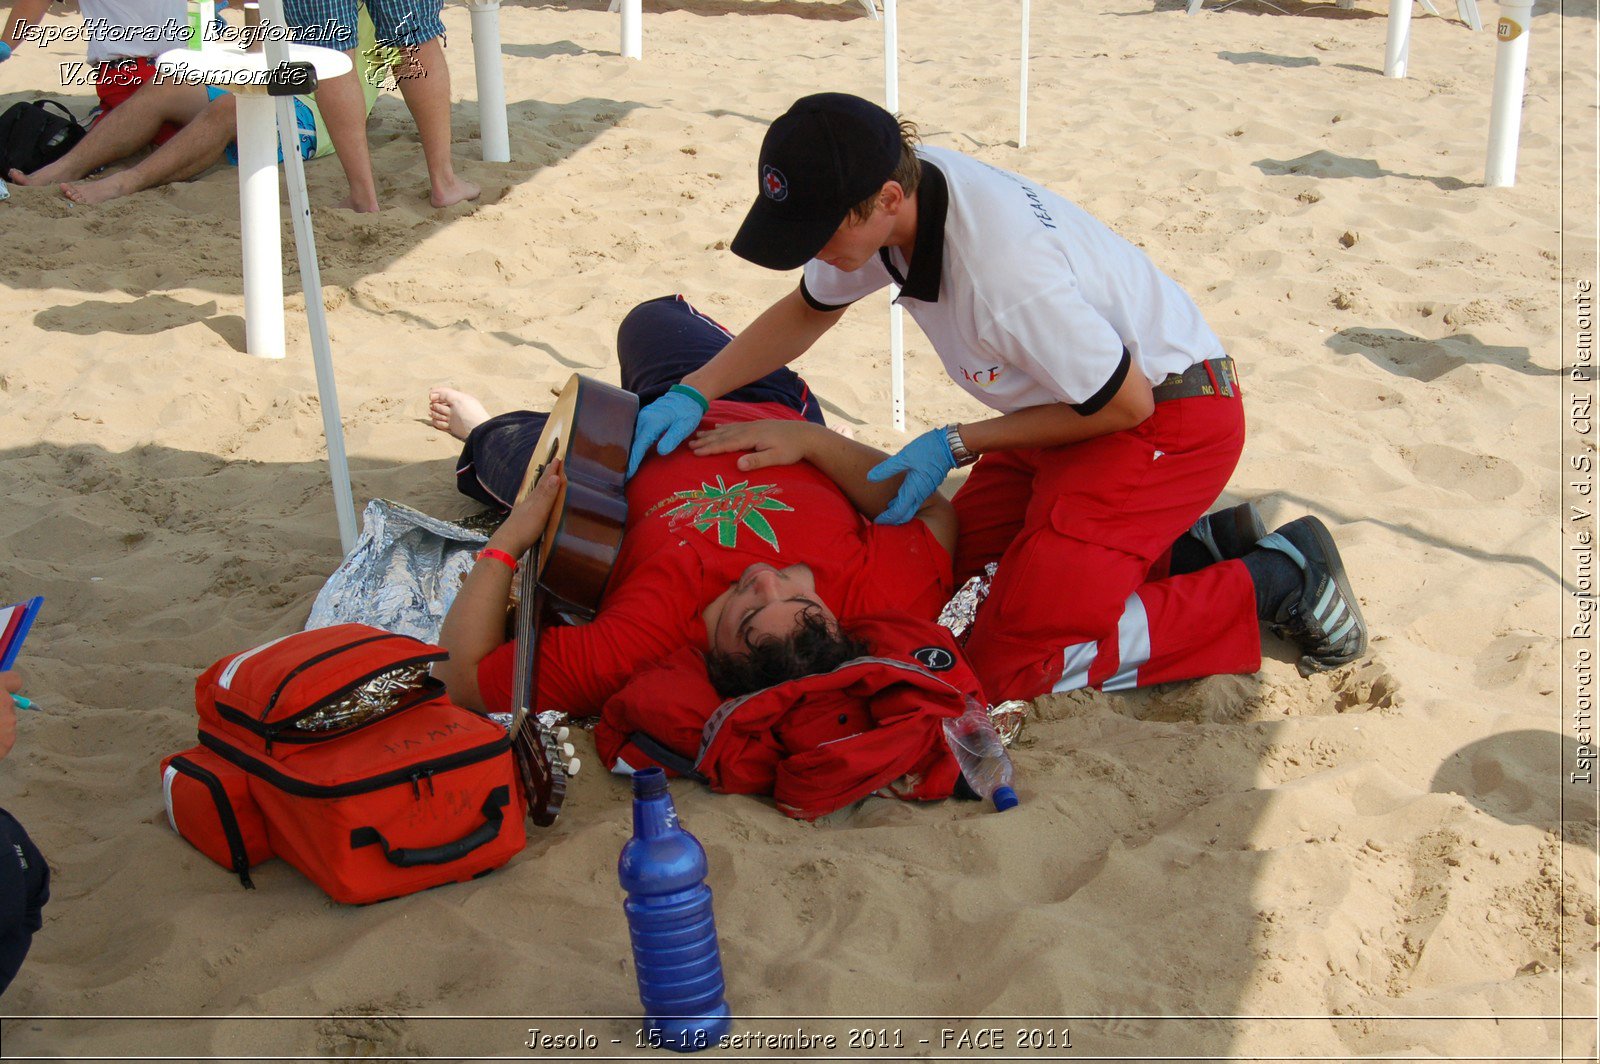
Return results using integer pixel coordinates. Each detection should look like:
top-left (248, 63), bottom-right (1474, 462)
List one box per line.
top-left (658, 477), bottom-right (792, 549)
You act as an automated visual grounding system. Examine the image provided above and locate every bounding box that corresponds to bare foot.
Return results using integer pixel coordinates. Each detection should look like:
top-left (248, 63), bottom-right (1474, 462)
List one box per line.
top-left (60, 174), bottom-right (134, 206)
top-left (430, 175), bottom-right (480, 209)
top-left (428, 387), bottom-right (490, 440)
top-left (337, 192), bottom-right (381, 213)
top-left (10, 163), bottom-right (79, 186)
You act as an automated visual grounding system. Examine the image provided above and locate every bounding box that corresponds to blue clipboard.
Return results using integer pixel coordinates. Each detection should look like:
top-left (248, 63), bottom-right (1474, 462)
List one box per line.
top-left (0, 597), bottom-right (43, 673)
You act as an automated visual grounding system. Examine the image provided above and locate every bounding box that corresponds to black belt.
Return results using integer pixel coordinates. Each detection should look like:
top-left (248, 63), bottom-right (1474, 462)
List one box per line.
top-left (1151, 357), bottom-right (1238, 402)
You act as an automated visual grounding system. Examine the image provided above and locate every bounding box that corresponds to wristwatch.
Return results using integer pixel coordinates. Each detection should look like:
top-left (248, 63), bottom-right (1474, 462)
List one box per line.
top-left (944, 424), bottom-right (979, 468)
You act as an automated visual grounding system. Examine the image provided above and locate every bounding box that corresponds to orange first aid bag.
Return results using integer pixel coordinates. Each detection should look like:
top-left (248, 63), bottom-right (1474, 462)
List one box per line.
top-left (167, 625), bottom-right (526, 904)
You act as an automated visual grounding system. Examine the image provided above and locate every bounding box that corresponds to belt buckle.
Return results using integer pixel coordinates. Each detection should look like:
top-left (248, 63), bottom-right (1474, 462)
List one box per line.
top-left (1215, 358), bottom-right (1237, 398)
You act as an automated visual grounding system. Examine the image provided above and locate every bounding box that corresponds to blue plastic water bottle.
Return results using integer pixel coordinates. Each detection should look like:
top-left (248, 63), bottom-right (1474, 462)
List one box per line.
top-left (618, 768), bottom-right (732, 1053)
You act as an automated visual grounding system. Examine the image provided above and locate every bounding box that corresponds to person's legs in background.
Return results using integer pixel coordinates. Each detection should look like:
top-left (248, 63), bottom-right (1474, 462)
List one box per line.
top-left (387, 30), bottom-right (479, 207)
top-left (8, 79), bottom-right (212, 186)
top-left (58, 90), bottom-right (241, 204)
top-left (285, 0), bottom-right (380, 211)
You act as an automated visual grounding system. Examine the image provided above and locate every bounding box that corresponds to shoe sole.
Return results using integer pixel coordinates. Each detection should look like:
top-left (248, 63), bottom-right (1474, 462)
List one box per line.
top-left (1297, 515), bottom-right (1368, 673)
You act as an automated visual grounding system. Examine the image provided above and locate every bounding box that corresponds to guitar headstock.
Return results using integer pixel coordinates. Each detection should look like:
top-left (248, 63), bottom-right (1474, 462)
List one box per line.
top-left (510, 711), bottom-right (577, 828)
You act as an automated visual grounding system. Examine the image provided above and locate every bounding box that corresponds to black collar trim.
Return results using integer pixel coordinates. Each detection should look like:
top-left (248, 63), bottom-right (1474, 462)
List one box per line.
top-left (879, 158), bottom-right (947, 302)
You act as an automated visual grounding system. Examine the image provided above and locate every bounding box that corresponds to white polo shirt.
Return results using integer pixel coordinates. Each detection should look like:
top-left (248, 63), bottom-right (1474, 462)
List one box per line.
top-left (801, 145), bottom-right (1226, 415)
top-left (78, 0), bottom-right (190, 63)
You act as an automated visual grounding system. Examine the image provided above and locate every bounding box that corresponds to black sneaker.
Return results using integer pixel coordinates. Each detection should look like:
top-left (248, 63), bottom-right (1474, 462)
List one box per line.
top-left (1256, 516), bottom-right (1368, 674)
top-left (1175, 501), bottom-right (1268, 573)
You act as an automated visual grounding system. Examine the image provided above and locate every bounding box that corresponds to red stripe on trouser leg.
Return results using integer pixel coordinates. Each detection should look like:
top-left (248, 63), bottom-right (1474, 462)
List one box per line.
top-left (955, 393), bottom-right (1255, 702)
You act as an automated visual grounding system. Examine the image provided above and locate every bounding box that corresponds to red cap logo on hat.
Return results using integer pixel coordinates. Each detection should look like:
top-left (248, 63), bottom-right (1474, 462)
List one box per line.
top-left (732, 93), bottom-right (903, 272)
top-left (762, 164), bottom-right (788, 202)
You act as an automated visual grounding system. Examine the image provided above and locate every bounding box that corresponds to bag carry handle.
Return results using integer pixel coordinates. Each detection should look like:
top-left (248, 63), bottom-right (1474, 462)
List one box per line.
top-left (37, 100), bottom-right (82, 128)
top-left (349, 786), bottom-right (509, 867)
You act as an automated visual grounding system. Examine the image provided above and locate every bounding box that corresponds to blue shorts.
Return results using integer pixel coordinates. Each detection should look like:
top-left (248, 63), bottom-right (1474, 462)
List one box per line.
top-left (206, 87), bottom-right (317, 166)
top-left (282, 0), bottom-right (444, 53)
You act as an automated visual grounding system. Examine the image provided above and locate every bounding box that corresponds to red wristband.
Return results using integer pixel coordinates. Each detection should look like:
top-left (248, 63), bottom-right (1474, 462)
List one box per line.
top-left (477, 548), bottom-right (518, 572)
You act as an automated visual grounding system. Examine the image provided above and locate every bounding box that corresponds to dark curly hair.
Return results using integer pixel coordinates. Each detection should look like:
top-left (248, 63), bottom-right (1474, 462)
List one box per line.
top-left (704, 607), bottom-right (870, 699)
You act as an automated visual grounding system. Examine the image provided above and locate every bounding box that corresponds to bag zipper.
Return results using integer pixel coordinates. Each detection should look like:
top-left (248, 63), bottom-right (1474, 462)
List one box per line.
top-left (198, 728), bottom-right (510, 800)
top-left (168, 755), bottom-right (255, 889)
top-left (258, 633), bottom-right (441, 724)
top-left (216, 677), bottom-right (447, 750)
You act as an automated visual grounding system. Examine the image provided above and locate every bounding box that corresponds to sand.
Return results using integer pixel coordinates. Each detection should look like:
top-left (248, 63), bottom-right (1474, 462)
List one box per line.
top-left (0, 0), bottom-right (1594, 1057)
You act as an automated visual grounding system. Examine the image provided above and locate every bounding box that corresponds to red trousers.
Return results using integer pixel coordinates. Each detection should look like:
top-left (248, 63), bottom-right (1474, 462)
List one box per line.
top-left (953, 392), bottom-right (1262, 702)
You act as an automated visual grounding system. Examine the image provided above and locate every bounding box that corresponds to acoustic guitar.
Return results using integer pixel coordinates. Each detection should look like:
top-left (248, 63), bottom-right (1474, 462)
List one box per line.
top-left (508, 373), bottom-right (637, 827)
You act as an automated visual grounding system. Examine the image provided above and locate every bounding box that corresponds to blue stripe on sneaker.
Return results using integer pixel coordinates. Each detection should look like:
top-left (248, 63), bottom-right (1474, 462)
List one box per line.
top-left (1257, 532), bottom-right (1308, 570)
top-left (1313, 581), bottom-right (1338, 620)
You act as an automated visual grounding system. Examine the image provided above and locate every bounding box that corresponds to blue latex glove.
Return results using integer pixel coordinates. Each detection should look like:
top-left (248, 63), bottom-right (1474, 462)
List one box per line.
top-left (627, 384), bottom-right (708, 478)
top-left (866, 428), bottom-right (957, 525)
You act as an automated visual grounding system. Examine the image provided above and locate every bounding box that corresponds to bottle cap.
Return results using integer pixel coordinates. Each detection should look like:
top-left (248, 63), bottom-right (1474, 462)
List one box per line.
top-left (632, 766), bottom-right (669, 798)
top-left (992, 785), bottom-right (1019, 812)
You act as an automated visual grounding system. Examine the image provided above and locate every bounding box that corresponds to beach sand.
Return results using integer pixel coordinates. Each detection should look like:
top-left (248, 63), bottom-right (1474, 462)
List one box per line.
top-left (0, 0), bottom-right (1594, 1057)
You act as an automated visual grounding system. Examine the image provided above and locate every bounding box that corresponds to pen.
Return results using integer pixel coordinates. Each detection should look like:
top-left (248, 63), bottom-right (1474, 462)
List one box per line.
top-left (12, 696), bottom-right (36, 711)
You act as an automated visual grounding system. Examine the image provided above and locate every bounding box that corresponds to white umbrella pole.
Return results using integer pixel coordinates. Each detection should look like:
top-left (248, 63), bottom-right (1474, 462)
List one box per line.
top-left (1019, 0), bottom-right (1030, 147)
top-left (235, 92), bottom-right (286, 359)
top-left (1484, 0), bottom-right (1532, 187)
top-left (621, 0), bottom-right (641, 59)
top-left (1384, 0), bottom-right (1412, 77)
top-left (468, 0), bottom-right (510, 163)
top-left (889, 287), bottom-right (905, 432)
top-left (262, 0), bottom-right (358, 553)
top-left (883, 0), bottom-right (898, 110)
top-left (883, 0), bottom-right (905, 432)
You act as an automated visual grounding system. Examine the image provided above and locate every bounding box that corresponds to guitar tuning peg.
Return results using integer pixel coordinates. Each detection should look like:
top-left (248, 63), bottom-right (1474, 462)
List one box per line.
top-left (557, 726), bottom-right (570, 742)
top-left (561, 742), bottom-right (576, 758)
top-left (566, 757), bottom-right (581, 777)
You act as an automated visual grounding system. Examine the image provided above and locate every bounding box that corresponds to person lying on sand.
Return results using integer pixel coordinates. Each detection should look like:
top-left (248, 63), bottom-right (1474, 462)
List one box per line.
top-left (7, 15), bottom-right (384, 205)
top-left (430, 294), bottom-right (961, 715)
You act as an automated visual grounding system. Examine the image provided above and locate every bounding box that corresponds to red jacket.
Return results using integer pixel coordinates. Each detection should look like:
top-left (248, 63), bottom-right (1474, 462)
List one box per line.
top-left (593, 615), bottom-right (981, 820)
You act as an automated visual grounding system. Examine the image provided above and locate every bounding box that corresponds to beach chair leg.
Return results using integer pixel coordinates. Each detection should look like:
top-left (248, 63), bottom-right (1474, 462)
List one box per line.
top-left (1417, 0), bottom-right (1441, 15)
top-left (607, 0), bottom-right (618, 11)
top-left (1457, 0), bottom-right (1483, 29)
top-left (1186, 0), bottom-right (1205, 14)
top-left (856, 0), bottom-right (880, 20)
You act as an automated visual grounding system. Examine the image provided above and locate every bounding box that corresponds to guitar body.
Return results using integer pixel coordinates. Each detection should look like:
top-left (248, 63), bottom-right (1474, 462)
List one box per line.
top-left (510, 374), bottom-right (638, 827)
top-left (515, 376), bottom-right (638, 620)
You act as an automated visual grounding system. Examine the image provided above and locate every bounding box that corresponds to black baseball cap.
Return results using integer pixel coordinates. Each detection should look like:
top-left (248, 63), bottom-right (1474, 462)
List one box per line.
top-left (730, 93), bottom-right (903, 271)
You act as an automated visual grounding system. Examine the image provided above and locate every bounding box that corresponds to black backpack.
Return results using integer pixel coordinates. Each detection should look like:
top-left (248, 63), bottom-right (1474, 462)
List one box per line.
top-left (0, 100), bottom-right (87, 176)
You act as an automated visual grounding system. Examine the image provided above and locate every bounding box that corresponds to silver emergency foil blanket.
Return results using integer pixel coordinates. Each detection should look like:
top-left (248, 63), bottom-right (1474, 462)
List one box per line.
top-left (936, 562), bottom-right (997, 641)
top-left (989, 700), bottom-right (1029, 748)
top-left (306, 499), bottom-right (492, 643)
top-left (936, 564), bottom-right (1030, 746)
